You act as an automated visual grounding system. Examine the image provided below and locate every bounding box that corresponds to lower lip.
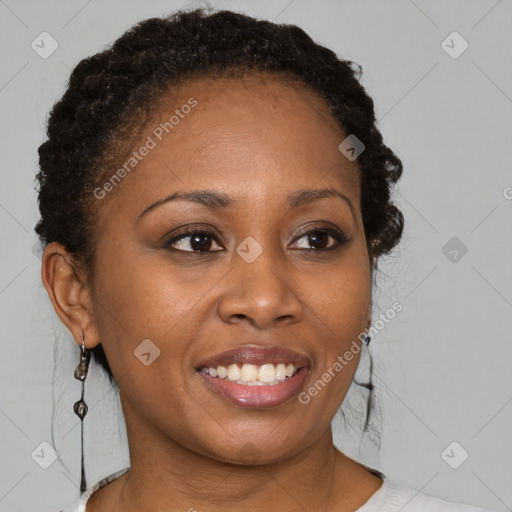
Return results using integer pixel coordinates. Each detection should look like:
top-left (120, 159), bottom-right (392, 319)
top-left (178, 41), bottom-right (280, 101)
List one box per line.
top-left (197, 367), bottom-right (309, 408)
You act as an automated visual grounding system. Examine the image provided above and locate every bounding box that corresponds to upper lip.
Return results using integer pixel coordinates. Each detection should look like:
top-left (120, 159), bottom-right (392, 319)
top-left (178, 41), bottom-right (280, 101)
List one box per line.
top-left (196, 345), bottom-right (311, 369)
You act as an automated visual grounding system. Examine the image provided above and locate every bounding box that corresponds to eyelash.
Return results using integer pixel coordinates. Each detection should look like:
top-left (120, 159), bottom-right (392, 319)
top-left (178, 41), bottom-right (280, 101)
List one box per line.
top-left (163, 225), bottom-right (348, 254)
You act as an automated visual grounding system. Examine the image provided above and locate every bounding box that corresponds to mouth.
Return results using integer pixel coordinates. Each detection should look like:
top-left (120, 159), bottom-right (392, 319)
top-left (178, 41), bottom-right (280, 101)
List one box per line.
top-left (195, 345), bottom-right (311, 408)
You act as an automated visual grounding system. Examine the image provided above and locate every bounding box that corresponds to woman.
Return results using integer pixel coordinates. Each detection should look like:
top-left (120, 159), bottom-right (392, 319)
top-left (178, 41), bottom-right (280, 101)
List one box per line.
top-left (35, 7), bottom-right (493, 512)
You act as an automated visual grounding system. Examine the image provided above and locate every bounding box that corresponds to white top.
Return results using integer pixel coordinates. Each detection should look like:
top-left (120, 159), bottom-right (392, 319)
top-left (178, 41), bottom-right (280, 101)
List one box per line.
top-left (58, 466), bottom-right (493, 512)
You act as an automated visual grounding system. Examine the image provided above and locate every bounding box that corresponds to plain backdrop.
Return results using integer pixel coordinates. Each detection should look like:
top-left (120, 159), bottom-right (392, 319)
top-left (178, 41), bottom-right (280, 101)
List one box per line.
top-left (0, 0), bottom-right (511, 511)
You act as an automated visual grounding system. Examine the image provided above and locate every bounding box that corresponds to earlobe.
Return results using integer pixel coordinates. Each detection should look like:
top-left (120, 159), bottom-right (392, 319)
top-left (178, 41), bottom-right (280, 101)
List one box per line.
top-left (40, 242), bottom-right (101, 349)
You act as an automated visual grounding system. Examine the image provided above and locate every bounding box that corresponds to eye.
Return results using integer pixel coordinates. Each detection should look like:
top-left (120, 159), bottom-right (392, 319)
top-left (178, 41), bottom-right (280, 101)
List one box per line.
top-left (291, 227), bottom-right (348, 251)
top-left (164, 227), bottom-right (224, 253)
top-left (163, 225), bottom-right (348, 254)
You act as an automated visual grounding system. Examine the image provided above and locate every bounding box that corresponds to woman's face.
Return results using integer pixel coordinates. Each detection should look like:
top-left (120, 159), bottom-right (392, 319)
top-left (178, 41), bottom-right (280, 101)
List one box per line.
top-left (87, 73), bottom-right (373, 464)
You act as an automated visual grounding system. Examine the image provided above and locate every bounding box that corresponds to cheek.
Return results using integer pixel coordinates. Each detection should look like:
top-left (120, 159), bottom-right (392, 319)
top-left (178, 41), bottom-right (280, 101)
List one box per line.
top-left (91, 254), bottom-right (203, 437)
top-left (92, 242), bottom-right (223, 390)
top-left (304, 249), bottom-right (372, 338)
top-left (297, 249), bottom-right (371, 406)
top-left (90, 245), bottom-right (184, 372)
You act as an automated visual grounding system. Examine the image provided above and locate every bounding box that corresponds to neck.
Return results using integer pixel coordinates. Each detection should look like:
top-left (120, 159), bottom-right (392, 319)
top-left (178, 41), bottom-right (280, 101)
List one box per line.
top-left (108, 397), bottom-right (362, 512)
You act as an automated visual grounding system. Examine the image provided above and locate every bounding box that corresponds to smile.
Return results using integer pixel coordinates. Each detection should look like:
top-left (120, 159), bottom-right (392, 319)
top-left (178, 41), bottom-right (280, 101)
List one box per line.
top-left (198, 362), bottom-right (300, 386)
top-left (195, 344), bottom-right (311, 408)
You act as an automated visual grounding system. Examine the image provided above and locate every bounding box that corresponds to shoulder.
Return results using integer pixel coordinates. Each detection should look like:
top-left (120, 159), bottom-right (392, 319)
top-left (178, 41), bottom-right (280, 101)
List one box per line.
top-left (56, 494), bottom-right (88, 512)
top-left (357, 475), bottom-right (495, 512)
top-left (56, 467), bottom-right (130, 512)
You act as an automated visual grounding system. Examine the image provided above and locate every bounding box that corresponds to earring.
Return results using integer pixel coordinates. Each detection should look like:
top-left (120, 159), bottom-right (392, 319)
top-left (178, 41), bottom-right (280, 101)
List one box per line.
top-left (364, 334), bottom-right (372, 345)
top-left (73, 333), bottom-right (91, 493)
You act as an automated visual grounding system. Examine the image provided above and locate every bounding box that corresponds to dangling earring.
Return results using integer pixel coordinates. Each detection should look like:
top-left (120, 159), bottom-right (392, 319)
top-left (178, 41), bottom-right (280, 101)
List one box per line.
top-left (73, 333), bottom-right (91, 493)
top-left (361, 334), bottom-right (373, 433)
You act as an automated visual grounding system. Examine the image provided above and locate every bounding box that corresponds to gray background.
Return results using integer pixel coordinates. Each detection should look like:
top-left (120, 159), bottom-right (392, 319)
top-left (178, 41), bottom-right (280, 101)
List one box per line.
top-left (0, 0), bottom-right (511, 510)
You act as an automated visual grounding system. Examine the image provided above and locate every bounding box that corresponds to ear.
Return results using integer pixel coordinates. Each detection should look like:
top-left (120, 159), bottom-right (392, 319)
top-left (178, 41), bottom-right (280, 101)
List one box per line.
top-left (41, 241), bottom-right (101, 350)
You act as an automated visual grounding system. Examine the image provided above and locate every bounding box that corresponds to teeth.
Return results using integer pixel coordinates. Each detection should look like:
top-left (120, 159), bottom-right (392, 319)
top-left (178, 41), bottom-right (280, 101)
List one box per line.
top-left (275, 363), bottom-right (287, 380)
top-left (227, 364), bottom-right (240, 381)
top-left (240, 363), bottom-right (258, 381)
top-left (236, 379), bottom-right (266, 386)
top-left (204, 362), bottom-right (300, 385)
top-left (258, 363), bottom-right (276, 383)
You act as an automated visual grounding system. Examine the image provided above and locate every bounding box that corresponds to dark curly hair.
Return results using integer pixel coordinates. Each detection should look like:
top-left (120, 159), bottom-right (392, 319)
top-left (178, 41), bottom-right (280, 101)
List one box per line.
top-left (35, 7), bottom-right (404, 437)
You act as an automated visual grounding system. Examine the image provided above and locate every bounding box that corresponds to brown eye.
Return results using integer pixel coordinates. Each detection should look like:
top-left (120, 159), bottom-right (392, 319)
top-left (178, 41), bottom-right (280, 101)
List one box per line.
top-left (165, 228), bottom-right (224, 253)
top-left (291, 228), bottom-right (348, 251)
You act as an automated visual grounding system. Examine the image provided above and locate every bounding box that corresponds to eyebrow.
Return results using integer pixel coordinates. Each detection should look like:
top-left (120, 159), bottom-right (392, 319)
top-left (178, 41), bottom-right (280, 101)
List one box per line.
top-left (137, 187), bottom-right (355, 222)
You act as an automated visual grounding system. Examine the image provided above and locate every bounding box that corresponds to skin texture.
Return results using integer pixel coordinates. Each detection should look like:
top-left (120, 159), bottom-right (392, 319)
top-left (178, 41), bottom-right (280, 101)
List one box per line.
top-left (42, 73), bottom-right (383, 511)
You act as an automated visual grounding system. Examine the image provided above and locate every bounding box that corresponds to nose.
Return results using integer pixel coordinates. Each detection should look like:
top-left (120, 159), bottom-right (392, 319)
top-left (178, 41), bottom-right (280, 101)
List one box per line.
top-left (217, 246), bottom-right (303, 330)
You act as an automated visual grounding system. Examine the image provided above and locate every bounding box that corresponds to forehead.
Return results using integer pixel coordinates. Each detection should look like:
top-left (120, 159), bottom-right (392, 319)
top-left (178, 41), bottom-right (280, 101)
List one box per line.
top-left (93, 73), bottom-right (361, 223)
